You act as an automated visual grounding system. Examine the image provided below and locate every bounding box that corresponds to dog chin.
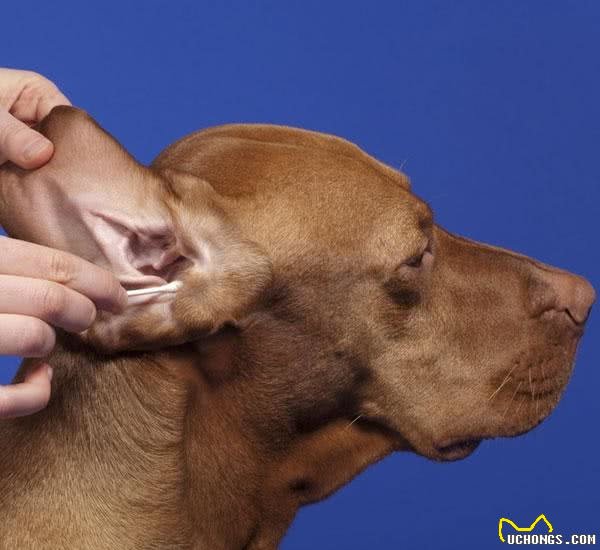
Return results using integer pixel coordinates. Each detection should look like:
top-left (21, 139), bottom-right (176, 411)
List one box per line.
top-left (429, 438), bottom-right (482, 462)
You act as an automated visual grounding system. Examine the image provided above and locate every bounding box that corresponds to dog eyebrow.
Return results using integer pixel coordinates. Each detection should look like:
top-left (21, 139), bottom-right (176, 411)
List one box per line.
top-left (417, 201), bottom-right (434, 231)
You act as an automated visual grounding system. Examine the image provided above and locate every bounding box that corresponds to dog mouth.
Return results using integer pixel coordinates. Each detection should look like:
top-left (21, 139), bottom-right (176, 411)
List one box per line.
top-left (356, 412), bottom-right (486, 462)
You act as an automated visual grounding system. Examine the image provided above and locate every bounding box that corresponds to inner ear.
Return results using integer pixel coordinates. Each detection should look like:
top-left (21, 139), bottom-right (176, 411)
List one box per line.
top-left (0, 106), bottom-right (194, 292)
top-left (0, 105), bottom-right (178, 286)
top-left (84, 208), bottom-right (190, 288)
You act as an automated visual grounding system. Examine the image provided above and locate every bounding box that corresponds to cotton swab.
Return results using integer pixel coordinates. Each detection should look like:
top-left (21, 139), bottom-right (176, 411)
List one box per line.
top-left (126, 280), bottom-right (183, 297)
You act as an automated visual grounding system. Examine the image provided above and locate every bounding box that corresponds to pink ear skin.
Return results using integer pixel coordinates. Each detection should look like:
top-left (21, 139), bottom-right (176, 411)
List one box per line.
top-left (82, 207), bottom-right (192, 290)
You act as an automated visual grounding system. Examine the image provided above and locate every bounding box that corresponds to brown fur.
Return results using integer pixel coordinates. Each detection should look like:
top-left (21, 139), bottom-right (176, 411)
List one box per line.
top-left (0, 107), bottom-right (594, 549)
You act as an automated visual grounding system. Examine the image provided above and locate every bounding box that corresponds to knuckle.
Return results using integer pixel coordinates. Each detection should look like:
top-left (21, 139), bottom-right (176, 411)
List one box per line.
top-left (20, 70), bottom-right (42, 81)
top-left (78, 299), bottom-right (97, 331)
top-left (0, 119), bottom-right (25, 149)
top-left (28, 71), bottom-right (53, 88)
top-left (48, 250), bottom-right (74, 284)
top-left (37, 284), bottom-right (67, 323)
top-left (20, 78), bottom-right (53, 102)
top-left (16, 319), bottom-right (55, 357)
top-left (93, 268), bottom-right (121, 303)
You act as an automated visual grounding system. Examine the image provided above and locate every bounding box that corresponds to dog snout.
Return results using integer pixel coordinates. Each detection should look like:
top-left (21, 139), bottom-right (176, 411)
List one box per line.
top-left (531, 268), bottom-right (596, 326)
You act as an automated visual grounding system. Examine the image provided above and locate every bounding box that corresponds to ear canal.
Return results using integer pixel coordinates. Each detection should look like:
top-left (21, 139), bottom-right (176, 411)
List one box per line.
top-left (83, 208), bottom-right (189, 288)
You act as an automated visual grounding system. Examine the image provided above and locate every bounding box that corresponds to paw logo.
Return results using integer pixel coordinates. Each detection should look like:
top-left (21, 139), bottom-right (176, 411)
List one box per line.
top-left (498, 514), bottom-right (553, 543)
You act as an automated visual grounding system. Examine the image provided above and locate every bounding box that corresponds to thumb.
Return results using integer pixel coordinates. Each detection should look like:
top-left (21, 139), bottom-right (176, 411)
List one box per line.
top-left (0, 108), bottom-right (53, 169)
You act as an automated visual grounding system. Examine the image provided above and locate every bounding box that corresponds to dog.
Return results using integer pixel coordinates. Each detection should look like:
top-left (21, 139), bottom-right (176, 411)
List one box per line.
top-left (0, 106), bottom-right (594, 549)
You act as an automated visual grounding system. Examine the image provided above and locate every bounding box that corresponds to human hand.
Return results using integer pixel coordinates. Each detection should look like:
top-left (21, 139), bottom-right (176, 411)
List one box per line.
top-left (0, 238), bottom-right (128, 419)
top-left (0, 69), bottom-right (127, 418)
top-left (0, 68), bottom-right (71, 168)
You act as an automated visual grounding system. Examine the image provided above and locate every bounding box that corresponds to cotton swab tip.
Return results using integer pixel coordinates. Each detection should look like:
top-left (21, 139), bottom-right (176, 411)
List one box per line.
top-left (126, 280), bottom-right (183, 297)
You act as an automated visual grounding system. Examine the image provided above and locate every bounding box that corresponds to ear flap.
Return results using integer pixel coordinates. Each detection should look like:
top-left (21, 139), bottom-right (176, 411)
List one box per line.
top-left (0, 106), bottom-right (183, 289)
top-left (0, 106), bottom-right (272, 352)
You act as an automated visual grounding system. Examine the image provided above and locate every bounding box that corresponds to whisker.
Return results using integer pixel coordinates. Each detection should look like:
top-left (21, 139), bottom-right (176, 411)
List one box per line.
top-left (346, 414), bottom-right (363, 430)
top-left (501, 380), bottom-right (523, 419)
top-left (514, 395), bottom-right (526, 416)
top-left (488, 376), bottom-right (512, 401)
top-left (488, 362), bottom-right (520, 401)
top-left (528, 365), bottom-right (537, 415)
top-left (528, 367), bottom-right (533, 396)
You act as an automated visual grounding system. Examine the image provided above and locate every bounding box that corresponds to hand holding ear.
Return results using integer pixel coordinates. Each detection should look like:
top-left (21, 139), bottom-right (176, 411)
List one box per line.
top-left (0, 68), bottom-right (71, 168)
top-left (0, 71), bottom-right (128, 418)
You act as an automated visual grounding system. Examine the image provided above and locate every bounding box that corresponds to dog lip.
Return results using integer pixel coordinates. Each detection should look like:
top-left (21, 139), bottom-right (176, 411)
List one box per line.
top-left (564, 307), bottom-right (590, 329)
top-left (433, 438), bottom-right (482, 461)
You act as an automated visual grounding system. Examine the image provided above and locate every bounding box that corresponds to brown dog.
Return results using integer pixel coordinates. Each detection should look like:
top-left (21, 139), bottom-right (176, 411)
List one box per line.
top-left (0, 107), bottom-right (594, 549)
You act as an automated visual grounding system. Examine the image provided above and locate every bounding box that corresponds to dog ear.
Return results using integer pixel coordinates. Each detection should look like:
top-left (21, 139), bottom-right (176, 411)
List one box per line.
top-left (0, 106), bottom-right (272, 352)
top-left (0, 106), bottom-right (183, 289)
top-left (86, 168), bottom-right (273, 353)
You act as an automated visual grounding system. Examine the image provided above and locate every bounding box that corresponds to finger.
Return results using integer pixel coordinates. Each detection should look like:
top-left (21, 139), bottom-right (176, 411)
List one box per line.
top-left (9, 87), bottom-right (71, 123)
top-left (34, 89), bottom-right (71, 119)
top-left (0, 362), bottom-right (52, 418)
top-left (0, 108), bottom-right (53, 169)
top-left (0, 314), bottom-right (55, 357)
top-left (0, 275), bottom-right (96, 333)
top-left (0, 237), bottom-right (127, 313)
top-left (3, 71), bottom-right (71, 122)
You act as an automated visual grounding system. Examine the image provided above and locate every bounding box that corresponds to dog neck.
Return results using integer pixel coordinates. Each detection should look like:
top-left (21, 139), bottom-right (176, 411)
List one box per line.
top-left (0, 330), bottom-right (397, 549)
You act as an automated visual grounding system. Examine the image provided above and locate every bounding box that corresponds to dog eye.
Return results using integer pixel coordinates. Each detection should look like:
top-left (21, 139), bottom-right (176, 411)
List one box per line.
top-left (402, 240), bottom-right (432, 269)
top-left (404, 252), bottom-right (425, 268)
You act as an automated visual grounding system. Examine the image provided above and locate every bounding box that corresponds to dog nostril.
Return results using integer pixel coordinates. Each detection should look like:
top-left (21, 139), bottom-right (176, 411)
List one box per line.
top-left (545, 272), bottom-right (596, 325)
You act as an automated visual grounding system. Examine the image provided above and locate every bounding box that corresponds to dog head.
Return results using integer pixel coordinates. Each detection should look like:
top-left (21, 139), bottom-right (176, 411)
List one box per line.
top-left (153, 122), bottom-right (595, 464)
top-left (0, 106), bottom-right (593, 475)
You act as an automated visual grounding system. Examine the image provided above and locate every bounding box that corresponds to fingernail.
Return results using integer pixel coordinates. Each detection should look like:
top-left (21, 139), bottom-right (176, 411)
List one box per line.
top-left (87, 305), bottom-right (98, 328)
top-left (47, 365), bottom-right (53, 381)
top-left (23, 138), bottom-right (52, 161)
top-left (111, 286), bottom-right (129, 313)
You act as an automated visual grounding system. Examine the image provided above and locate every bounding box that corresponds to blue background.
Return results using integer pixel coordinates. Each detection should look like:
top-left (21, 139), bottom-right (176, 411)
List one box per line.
top-left (1, 2), bottom-right (598, 548)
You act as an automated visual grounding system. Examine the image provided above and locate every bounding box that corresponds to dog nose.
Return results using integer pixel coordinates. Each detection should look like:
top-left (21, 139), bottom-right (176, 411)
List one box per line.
top-left (537, 270), bottom-right (596, 325)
